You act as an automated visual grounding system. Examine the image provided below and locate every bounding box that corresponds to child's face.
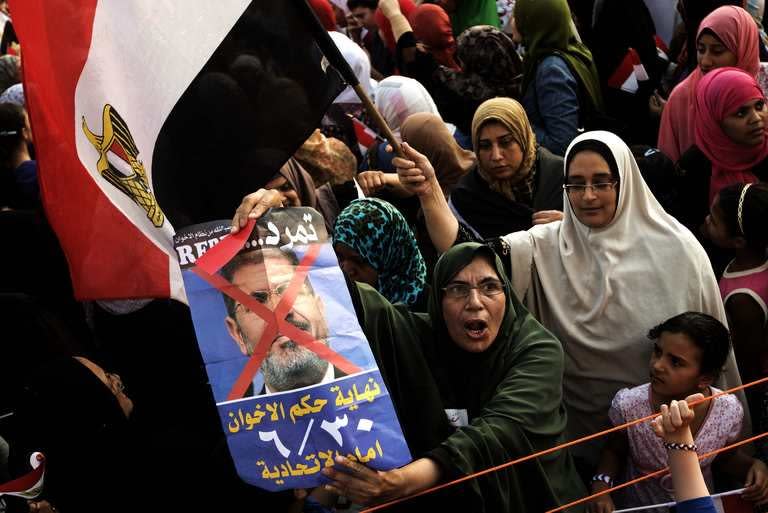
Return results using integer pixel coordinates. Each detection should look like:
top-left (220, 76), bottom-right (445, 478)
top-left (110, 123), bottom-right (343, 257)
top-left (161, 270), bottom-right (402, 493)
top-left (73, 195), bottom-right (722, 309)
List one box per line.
top-left (650, 332), bottom-right (710, 399)
top-left (704, 195), bottom-right (736, 248)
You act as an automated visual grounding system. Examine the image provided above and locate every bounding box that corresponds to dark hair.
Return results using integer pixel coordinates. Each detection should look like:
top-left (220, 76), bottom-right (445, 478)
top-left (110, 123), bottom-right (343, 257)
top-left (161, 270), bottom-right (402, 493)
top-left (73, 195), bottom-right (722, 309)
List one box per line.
top-left (648, 312), bottom-right (731, 379)
top-left (220, 247), bottom-right (301, 317)
top-left (696, 28), bottom-right (726, 46)
top-left (347, 0), bottom-right (378, 10)
top-left (565, 139), bottom-right (620, 182)
top-left (0, 54), bottom-right (19, 93)
top-left (717, 182), bottom-right (768, 251)
top-left (0, 102), bottom-right (25, 169)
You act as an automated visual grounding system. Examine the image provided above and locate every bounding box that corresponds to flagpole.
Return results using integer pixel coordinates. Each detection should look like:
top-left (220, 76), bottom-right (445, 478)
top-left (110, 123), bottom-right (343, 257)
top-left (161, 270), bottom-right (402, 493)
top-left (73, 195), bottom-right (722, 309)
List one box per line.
top-left (298, 0), bottom-right (404, 157)
top-left (351, 83), bottom-right (404, 157)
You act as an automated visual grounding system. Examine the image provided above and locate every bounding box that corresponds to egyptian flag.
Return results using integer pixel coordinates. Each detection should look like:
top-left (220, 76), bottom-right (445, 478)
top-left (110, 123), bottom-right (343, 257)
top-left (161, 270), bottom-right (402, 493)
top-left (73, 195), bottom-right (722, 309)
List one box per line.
top-left (351, 116), bottom-right (382, 154)
top-left (0, 453), bottom-right (45, 499)
top-left (13, 1), bottom-right (346, 301)
top-left (655, 35), bottom-right (670, 63)
top-left (607, 47), bottom-right (650, 94)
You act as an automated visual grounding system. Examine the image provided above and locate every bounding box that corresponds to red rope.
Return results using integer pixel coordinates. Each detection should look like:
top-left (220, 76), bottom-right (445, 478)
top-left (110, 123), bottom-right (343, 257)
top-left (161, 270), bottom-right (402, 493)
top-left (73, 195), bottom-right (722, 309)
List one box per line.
top-left (546, 431), bottom-right (768, 513)
top-left (359, 376), bottom-right (768, 513)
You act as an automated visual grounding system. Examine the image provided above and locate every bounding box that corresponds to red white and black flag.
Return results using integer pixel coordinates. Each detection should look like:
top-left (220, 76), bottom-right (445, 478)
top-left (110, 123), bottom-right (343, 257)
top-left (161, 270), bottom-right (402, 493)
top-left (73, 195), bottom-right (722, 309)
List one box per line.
top-left (14, 0), bottom-right (345, 301)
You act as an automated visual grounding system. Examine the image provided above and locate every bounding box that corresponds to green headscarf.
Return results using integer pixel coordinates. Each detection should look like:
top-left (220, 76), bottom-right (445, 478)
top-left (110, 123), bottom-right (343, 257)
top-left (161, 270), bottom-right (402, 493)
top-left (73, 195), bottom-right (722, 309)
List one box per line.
top-left (450, 0), bottom-right (500, 36)
top-left (515, 0), bottom-right (604, 114)
top-left (425, 243), bottom-right (515, 410)
top-left (423, 243), bottom-right (586, 512)
top-left (424, 243), bottom-right (563, 428)
top-left (354, 243), bottom-right (585, 511)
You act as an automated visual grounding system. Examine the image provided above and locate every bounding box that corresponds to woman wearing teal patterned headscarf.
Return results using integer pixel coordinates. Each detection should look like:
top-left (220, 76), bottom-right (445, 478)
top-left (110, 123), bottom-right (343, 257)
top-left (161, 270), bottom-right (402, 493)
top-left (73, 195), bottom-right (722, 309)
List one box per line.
top-left (332, 198), bottom-right (427, 307)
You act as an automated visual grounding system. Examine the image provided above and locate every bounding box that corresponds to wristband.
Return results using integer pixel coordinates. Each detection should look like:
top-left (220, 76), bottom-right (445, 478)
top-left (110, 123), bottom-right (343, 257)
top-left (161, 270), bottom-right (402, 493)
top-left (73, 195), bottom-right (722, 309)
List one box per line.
top-left (591, 473), bottom-right (613, 487)
top-left (662, 441), bottom-right (697, 452)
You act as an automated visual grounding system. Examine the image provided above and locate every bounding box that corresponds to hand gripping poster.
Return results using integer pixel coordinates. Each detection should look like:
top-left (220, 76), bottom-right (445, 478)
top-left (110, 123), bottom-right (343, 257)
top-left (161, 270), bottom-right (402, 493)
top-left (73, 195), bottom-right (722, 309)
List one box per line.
top-left (173, 208), bottom-right (411, 491)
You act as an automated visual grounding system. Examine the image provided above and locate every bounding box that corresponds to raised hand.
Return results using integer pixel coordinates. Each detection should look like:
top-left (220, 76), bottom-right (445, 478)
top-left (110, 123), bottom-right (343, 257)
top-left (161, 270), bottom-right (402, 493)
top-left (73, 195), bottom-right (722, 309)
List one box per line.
top-left (357, 171), bottom-right (388, 196)
top-left (230, 188), bottom-right (284, 234)
top-left (393, 142), bottom-right (437, 197)
top-left (651, 394), bottom-right (701, 444)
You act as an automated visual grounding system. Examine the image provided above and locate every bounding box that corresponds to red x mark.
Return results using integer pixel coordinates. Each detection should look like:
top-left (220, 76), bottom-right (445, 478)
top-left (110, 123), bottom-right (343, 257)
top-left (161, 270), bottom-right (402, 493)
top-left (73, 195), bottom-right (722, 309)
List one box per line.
top-left (193, 220), bottom-right (361, 400)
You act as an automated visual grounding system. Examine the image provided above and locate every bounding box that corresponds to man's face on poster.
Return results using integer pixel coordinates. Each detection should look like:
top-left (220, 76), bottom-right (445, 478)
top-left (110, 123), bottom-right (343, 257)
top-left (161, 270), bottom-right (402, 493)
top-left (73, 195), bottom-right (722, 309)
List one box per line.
top-left (224, 249), bottom-right (330, 393)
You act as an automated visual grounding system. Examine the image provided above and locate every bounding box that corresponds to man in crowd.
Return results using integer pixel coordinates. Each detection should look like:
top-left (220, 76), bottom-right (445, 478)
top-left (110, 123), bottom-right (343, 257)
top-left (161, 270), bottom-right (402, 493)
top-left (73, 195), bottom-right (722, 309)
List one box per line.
top-left (346, 0), bottom-right (395, 78)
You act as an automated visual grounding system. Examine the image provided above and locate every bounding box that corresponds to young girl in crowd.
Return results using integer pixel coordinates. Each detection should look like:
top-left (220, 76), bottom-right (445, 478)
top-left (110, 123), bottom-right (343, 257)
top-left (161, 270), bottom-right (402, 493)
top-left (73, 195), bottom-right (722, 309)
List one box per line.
top-left (589, 312), bottom-right (768, 513)
top-left (706, 182), bottom-right (768, 435)
top-left (676, 67), bottom-right (768, 275)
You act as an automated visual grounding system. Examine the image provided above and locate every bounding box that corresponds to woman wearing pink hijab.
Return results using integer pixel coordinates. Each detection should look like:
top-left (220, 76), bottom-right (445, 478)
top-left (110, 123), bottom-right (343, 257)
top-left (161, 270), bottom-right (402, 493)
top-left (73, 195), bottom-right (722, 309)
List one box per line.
top-left (658, 6), bottom-right (760, 163)
top-left (695, 67), bottom-right (768, 204)
top-left (674, 66), bottom-right (768, 275)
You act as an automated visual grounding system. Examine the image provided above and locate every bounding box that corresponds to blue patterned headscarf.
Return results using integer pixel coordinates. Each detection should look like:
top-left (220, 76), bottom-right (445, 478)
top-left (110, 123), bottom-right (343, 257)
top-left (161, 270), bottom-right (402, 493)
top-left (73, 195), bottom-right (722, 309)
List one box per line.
top-left (333, 198), bottom-right (426, 306)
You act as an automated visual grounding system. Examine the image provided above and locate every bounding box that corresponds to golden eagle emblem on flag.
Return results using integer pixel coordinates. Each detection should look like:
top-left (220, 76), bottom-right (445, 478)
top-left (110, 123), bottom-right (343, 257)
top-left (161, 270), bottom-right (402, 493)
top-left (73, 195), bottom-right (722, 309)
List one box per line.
top-left (82, 104), bottom-right (164, 227)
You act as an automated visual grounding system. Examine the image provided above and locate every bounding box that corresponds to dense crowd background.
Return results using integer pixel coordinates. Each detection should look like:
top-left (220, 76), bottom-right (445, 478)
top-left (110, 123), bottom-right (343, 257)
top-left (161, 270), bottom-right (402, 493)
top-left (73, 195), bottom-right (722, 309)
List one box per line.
top-left (2, 0), bottom-right (768, 512)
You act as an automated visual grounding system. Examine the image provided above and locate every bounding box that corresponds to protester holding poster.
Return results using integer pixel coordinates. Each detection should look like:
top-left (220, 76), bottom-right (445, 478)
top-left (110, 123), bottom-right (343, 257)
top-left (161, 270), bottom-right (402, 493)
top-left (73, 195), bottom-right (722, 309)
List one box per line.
top-left (175, 208), bottom-right (412, 496)
top-left (181, 200), bottom-right (585, 509)
top-left (333, 242), bottom-right (586, 511)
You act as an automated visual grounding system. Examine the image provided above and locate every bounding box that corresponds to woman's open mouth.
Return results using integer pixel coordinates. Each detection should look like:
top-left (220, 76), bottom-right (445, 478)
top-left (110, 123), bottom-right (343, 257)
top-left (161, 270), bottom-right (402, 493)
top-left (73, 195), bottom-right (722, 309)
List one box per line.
top-left (464, 319), bottom-right (489, 339)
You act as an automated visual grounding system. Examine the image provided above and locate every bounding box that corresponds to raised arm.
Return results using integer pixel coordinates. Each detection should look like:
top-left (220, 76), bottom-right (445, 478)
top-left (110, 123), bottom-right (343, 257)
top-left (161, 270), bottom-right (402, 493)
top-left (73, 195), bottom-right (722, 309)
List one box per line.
top-left (379, 0), bottom-right (413, 46)
top-left (651, 395), bottom-right (713, 506)
top-left (393, 142), bottom-right (458, 253)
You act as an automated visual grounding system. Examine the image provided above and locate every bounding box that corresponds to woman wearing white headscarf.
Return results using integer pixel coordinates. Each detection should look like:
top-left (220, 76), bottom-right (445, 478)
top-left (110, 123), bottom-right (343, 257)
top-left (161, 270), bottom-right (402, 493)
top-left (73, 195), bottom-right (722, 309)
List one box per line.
top-left (392, 130), bottom-right (745, 474)
top-left (499, 131), bottom-right (742, 470)
top-left (324, 31), bottom-right (379, 163)
top-left (376, 75), bottom-right (446, 140)
top-left (366, 75), bottom-right (468, 173)
top-left (329, 30), bottom-right (377, 104)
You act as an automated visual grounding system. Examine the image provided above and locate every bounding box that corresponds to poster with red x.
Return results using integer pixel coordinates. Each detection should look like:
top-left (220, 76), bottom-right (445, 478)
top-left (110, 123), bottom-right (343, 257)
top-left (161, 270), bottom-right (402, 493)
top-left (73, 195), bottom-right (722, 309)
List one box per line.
top-left (173, 208), bottom-right (410, 491)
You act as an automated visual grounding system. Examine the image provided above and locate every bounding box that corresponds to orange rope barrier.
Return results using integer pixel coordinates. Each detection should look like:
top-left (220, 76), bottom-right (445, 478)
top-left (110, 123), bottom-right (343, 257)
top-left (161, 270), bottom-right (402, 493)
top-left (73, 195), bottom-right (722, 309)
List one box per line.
top-left (546, 431), bottom-right (768, 513)
top-left (359, 376), bottom-right (768, 513)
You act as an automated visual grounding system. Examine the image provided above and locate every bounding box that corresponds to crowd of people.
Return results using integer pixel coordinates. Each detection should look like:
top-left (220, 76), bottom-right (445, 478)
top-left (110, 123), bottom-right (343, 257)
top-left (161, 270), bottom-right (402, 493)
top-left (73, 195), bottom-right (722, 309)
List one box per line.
top-left (4, 0), bottom-right (768, 512)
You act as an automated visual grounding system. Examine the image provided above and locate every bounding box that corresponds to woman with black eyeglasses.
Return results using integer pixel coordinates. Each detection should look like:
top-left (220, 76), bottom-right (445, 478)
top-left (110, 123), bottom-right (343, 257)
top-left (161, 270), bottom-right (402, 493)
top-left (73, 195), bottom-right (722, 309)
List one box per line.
top-left (318, 242), bottom-right (586, 511)
top-left (394, 129), bottom-right (742, 480)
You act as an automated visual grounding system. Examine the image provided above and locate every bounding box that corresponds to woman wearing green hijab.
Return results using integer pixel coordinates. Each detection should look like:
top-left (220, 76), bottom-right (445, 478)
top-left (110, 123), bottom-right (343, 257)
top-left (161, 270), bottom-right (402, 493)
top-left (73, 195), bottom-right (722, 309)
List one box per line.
top-left (511, 0), bottom-right (605, 156)
top-left (448, 0), bottom-right (500, 36)
top-left (322, 242), bottom-right (585, 511)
